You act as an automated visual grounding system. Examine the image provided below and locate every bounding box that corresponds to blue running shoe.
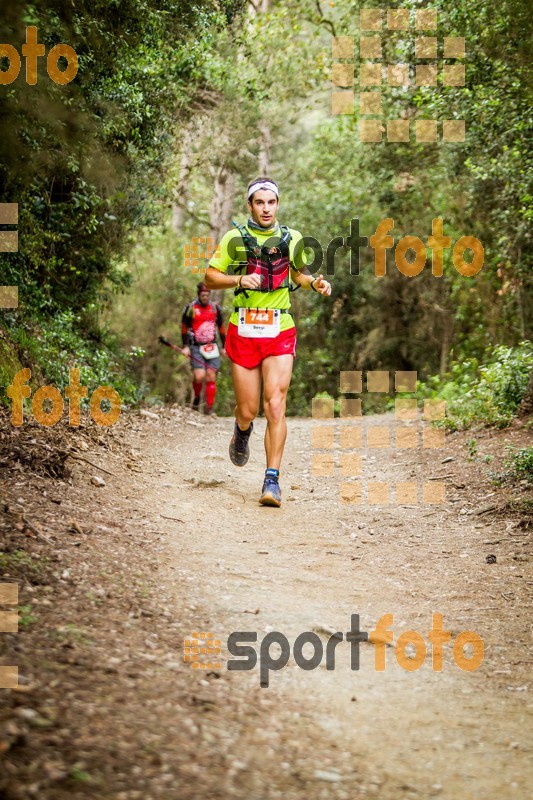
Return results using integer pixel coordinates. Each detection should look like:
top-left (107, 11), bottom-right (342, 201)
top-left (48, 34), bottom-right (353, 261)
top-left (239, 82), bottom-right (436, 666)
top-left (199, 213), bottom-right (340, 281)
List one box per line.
top-left (259, 477), bottom-right (282, 507)
top-left (229, 421), bottom-right (253, 467)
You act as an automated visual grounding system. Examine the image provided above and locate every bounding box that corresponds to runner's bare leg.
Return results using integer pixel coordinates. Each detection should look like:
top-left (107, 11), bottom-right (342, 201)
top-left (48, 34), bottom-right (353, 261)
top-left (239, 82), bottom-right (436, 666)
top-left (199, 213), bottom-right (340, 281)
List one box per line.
top-left (232, 362), bottom-right (261, 429)
top-left (261, 354), bottom-right (293, 471)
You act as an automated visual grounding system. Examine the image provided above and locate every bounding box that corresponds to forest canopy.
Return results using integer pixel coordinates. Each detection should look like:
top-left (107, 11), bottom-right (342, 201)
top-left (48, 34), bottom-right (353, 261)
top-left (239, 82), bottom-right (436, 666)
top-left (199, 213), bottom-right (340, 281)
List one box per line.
top-left (1, 0), bottom-right (532, 418)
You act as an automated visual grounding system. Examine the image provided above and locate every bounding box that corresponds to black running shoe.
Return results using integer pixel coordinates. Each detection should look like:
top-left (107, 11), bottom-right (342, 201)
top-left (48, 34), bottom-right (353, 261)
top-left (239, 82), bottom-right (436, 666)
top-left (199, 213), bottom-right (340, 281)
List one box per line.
top-left (229, 421), bottom-right (253, 466)
top-left (259, 477), bottom-right (282, 508)
top-left (192, 396), bottom-right (200, 411)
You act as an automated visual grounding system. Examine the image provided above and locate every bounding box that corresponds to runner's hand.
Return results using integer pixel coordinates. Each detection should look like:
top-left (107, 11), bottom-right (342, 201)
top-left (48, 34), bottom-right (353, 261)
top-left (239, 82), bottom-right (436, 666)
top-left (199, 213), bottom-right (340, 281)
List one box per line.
top-left (240, 273), bottom-right (262, 290)
top-left (182, 346), bottom-right (191, 357)
top-left (312, 275), bottom-right (332, 296)
top-left (221, 348), bottom-right (227, 357)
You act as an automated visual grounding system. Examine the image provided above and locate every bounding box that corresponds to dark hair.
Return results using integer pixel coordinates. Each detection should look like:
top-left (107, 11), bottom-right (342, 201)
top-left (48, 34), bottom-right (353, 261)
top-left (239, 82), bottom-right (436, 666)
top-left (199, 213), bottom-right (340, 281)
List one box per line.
top-left (197, 282), bottom-right (209, 294)
top-left (247, 176), bottom-right (279, 200)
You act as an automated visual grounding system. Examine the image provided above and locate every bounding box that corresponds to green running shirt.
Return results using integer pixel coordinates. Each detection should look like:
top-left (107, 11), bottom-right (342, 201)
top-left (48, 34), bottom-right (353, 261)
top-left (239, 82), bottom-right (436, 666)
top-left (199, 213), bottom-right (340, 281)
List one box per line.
top-left (208, 223), bottom-right (307, 332)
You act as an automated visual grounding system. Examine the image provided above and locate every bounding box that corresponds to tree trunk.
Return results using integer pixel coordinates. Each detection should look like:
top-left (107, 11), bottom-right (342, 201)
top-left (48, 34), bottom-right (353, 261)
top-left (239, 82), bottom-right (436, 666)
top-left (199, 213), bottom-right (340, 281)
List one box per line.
top-left (248, 1), bottom-right (272, 174)
top-left (439, 306), bottom-right (454, 378)
top-left (518, 368), bottom-right (533, 417)
top-left (258, 122), bottom-right (271, 174)
top-left (209, 167), bottom-right (236, 244)
top-left (248, 0), bottom-right (273, 15)
top-left (209, 167), bottom-right (236, 305)
top-left (172, 126), bottom-right (194, 234)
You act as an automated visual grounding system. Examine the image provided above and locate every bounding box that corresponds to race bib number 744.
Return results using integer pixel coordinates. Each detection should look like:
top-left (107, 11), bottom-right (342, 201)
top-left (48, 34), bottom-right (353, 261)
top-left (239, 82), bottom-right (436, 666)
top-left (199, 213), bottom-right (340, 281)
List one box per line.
top-left (238, 308), bottom-right (281, 338)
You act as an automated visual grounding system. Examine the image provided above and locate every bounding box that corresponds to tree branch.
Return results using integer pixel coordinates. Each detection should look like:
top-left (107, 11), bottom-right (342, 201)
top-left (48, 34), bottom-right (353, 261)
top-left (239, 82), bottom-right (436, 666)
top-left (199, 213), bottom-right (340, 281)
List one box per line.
top-left (314, 0), bottom-right (337, 37)
top-left (172, 194), bottom-right (209, 227)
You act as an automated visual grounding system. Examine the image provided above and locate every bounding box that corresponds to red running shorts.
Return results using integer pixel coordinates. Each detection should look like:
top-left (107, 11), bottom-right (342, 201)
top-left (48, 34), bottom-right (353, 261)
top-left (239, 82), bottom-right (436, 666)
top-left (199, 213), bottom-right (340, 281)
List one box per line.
top-left (225, 322), bottom-right (297, 369)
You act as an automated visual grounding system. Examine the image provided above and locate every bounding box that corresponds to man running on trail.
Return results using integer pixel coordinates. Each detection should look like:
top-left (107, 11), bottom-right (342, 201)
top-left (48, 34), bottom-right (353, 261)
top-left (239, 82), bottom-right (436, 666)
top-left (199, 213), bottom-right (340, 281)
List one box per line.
top-left (181, 282), bottom-right (226, 415)
top-left (205, 177), bottom-right (331, 507)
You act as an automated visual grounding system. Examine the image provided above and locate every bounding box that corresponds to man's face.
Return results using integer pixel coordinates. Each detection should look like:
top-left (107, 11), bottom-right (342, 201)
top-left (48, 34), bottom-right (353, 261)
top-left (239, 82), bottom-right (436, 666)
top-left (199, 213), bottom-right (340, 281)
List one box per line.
top-left (198, 290), bottom-right (210, 305)
top-left (248, 190), bottom-right (279, 228)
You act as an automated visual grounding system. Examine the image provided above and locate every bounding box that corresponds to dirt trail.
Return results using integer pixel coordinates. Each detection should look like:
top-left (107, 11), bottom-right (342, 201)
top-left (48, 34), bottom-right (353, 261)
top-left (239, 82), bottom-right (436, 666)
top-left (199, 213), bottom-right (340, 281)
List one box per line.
top-left (124, 410), bottom-right (531, 799)
top-left (1, 408), bottom-right (531, 799)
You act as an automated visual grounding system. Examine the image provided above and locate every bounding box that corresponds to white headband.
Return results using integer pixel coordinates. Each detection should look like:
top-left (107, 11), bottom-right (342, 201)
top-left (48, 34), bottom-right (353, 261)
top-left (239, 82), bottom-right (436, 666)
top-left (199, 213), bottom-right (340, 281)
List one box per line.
top-left (247, 180), bottom-right (279, 200)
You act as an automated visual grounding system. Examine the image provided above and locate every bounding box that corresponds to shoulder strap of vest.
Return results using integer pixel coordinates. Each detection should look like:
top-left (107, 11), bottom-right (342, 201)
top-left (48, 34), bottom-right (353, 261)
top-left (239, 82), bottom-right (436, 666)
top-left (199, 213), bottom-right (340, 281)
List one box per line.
top-left (279, 225), bottom-right (291, 245)
top-left (278, 227), bottom-right (299, 291)
top-left (230, 223), bottom-right (248, 298)
top-left (232, 221), bottom-right (258, 253)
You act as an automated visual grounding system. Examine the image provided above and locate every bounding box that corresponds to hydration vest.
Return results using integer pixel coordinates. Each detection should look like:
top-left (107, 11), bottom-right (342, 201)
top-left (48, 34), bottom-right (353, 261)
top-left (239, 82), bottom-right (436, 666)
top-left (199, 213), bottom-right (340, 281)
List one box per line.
top-left (232, 222), bottom-right (298, 297)
top-left (184, 300), bottom-right (219, 344)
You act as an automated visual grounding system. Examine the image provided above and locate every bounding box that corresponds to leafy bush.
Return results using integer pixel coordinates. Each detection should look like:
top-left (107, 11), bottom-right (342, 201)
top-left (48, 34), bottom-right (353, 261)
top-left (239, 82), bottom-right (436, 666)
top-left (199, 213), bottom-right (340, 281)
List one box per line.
top-left (420, 341), bottom-right (533, 429)
top-left (1, 310), bottom-right (144, 409)
top-left (504, 447), bottom-right (533, 483)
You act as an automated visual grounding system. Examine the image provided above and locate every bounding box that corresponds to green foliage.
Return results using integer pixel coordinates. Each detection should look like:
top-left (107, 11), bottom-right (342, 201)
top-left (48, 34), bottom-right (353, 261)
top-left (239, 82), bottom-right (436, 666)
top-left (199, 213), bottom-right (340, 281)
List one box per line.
top-left (504, 447), bottom-right (533, 483)
top-left (1, 309), bottom-right (144, 407)
top-left (2, 0), bottom-right (531, 421)
top-left (1, 0), bottom-right (228, 312)
top-left (467, 438), bottom-right (478, 461)
top-left (0, 1), bottom-right (246, 395)
top-left (422, 342), bottom-right (533, 429)
top-left (0, 550), bottom-right (47, 577)
top-left (112, 0), bottom-right (532, 415)
top-left (18, 605), bottom-right (37, 628)
top-left (68, 766), bottom-right (96, 784)
top-left (279, 0), bottom-right (532, 391)
top-left (0, 335), bottom-right (23, 395)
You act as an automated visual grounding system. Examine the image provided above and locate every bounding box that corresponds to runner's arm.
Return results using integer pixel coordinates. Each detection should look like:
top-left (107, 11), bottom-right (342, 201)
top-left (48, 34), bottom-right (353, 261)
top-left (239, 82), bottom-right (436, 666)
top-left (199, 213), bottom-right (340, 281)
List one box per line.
top-left (181, 305), bottom-right (194, 346)
top-left (205, 266), bottom-right (240, 291)
top-left (289, 231), bottom-right (331, 295)
top-left (205, 266), bottom-right (262, 292)
top-left (290, 268), bottom-right (332, 296)
top-left (206, 230), bottom-right (261, 292)
top-left (215, 304), bottom-right (227, 347)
